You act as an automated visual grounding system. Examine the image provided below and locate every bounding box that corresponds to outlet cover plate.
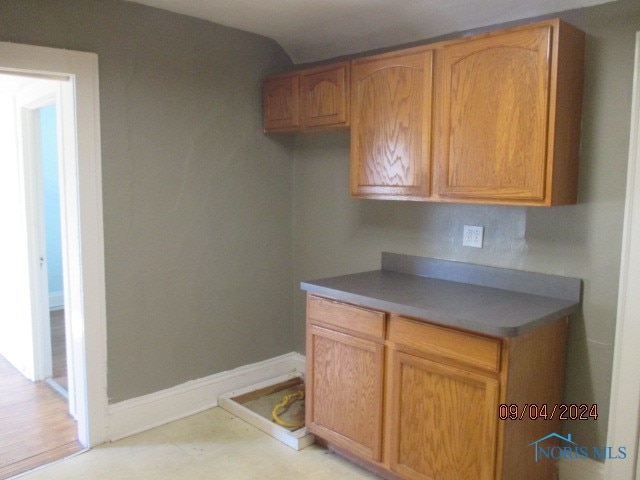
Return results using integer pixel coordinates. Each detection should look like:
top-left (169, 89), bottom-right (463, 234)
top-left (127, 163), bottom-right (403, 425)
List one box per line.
top-left (463, 225), bottom-right (484, 248)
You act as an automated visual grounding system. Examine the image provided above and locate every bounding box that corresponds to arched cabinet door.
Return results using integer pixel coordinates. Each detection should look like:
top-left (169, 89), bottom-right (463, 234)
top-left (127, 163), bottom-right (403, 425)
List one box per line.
top-left (263, 72), bottom-right (299, 132)
top-left (435, 26), bottom-right (551, 203)
top-left (301, 62), bottom-right (350, 129)
top-left (433, 20), bottom-right (585, 206)
top-left (350, 47), bottom-right (433, 200)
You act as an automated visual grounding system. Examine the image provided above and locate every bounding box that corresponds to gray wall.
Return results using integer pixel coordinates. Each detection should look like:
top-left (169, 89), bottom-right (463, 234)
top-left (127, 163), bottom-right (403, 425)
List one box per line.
top-left (292, 0), bottom-right (640, 448)
top-left (0, 0), bottom-right (295, 403)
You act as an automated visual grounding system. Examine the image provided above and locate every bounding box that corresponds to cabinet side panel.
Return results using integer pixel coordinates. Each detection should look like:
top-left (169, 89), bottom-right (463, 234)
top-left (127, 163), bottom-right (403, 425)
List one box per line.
top-left (547, 21), bottom-right (585, 205)
top-left (500, 318), bottom-right (568, 480)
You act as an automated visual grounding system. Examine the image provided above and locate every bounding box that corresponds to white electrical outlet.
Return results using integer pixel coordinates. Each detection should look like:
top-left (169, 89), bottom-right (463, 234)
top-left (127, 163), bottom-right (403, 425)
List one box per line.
top-left (463, 225), bottom-right (484, 248)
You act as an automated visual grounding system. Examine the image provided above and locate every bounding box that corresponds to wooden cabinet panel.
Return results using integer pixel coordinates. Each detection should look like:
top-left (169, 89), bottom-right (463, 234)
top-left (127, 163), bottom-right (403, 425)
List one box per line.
top-left (307, 295), bottom-right (385, 339)
top-left (305, 293), bottom-right (570, 479)
top-left (435, 25), bottom-right (551, 202)
top-left (263, 62), bottom-right (349, 132)
top-left (263, 73), bottom-right (299, 132)
top-left (434, 20), bottom-right (585, 205)
top-left (301, 62), bottom-right (350, 128)
top-left (389, 316), bottom-right (501, 373)
top-left (306, 324), bottom-right (384, 462)
top-left (386, 350), bottom-right (499, 480)
top-left (351, 48), bottom-right (433, 199)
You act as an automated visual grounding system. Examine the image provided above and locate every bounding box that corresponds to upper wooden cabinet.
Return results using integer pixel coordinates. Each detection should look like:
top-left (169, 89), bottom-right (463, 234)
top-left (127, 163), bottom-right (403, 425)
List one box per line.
top-left (263, 18), bottom-right (585, 206)
top-left (350, 48), bottom-right (433, 199)
top-left (433, 19), bottom-right (585, 206)
top-left (263, 72), bottom-right (300, 132)
top-left (263, 62), bottom-right (349, 132)
top-left (301, 63), bottom-right (350, 129)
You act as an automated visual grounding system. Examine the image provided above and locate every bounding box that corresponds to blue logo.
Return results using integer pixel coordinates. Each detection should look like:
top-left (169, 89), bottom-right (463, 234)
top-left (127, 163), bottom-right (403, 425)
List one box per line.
top-left (528, 432), bottom-right (627, 462)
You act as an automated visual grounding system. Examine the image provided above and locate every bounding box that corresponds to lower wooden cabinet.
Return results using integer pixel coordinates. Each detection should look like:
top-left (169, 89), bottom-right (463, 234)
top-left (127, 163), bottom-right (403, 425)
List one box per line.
top-left (305, 294), bottom-right (568, 480)
top-left (386, 349), bottom-right (499, 480)
top-left (306, 324), bottom-right (384, 461)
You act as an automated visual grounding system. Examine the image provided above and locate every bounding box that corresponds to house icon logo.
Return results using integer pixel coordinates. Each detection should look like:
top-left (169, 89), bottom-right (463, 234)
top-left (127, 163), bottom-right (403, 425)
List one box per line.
top-left (528, 432), bottom-right (577, 462)
top-left (529, 431), bottom-right (628, 462)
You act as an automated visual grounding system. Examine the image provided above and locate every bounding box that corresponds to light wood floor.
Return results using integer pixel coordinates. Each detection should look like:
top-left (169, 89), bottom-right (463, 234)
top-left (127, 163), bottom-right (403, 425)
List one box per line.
top-left (0, 310), bottom-right (81, 479)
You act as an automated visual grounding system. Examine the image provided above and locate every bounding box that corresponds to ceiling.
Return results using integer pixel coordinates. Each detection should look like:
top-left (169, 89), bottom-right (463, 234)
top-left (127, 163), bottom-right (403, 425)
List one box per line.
top-left (129, 0), bottom-right (614, 63)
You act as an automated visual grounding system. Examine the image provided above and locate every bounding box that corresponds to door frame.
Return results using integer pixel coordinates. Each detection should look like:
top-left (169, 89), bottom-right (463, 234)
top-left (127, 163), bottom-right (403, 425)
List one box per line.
top-left (0, 41), bottom-right (107, 447)
top-left (606, 31), bottom-right (640, 479)
top-left (15, 82), bottom-right (60, 384)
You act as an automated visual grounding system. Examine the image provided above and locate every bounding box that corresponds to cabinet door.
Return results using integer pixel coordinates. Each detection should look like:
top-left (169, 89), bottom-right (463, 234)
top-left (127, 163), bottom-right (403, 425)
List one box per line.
top-left (434, 25), bottom-right (552, 203)
top-left (306, 324), bottom-right (384, 462)
top-left (263, 73), bottom-right (299, 132)
top-left (351, 48), bottom-right (433, 199)
top-left (386, 349), bottom-right (499, 480)
top-left (300, 63), bottom-right (349, 129)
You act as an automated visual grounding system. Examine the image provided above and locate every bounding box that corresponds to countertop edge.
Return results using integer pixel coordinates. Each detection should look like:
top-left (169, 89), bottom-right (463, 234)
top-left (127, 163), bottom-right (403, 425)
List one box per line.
top-left (300, 280), bottom-right (580, 338)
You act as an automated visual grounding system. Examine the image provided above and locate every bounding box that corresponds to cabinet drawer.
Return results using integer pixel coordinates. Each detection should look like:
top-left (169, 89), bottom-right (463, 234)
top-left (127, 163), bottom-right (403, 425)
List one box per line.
top-left (307, 295), bottom-right (385, 339)
top-left (388, 316), bottom-right (501, 372)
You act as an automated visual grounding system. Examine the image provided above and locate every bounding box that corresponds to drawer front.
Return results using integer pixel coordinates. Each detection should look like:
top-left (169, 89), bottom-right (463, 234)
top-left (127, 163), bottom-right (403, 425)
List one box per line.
top-left (388, 316), bottom-right (501, 372)
top-left (307, 295), bottom-right (385, 339)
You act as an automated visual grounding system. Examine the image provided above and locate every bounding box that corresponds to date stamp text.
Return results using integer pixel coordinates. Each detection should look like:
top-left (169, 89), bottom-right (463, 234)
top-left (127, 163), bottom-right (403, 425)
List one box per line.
top-left (498, 403), bottom-right (598, 421)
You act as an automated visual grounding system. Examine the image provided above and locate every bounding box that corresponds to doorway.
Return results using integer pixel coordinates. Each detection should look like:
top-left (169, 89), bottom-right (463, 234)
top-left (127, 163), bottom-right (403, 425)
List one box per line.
top-left (0, 72), bottom-right (81, 478)
top-left (0, 40), bottom-right (107, 456)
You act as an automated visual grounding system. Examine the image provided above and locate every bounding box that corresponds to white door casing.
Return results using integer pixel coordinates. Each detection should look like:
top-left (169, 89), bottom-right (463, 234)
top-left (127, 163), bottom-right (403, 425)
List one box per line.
top-left (0, 42), bottom-right (107, 447)
top-left (606, 31), bottom-right (640, 480)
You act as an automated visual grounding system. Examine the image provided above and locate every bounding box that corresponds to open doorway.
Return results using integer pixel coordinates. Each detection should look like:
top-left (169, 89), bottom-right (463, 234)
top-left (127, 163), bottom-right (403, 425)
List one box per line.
top-left (0, 76), bottom-right (71, 387)
top-left (0, 72), bottom-right (81, 478)
top-left (0, 41), bottom-right (107, 475)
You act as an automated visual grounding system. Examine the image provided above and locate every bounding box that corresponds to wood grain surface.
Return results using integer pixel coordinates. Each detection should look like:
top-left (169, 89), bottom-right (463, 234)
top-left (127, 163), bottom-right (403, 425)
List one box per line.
top-left (0, 355), bottom-right (80, 479)
top-left (351, 47), bottom-right (432, 198)
top-left (386, 350), bottom-right (499, 479)
top-left (301, 62), bottom-right (349, 128)
top-left (435, 25), bottom-right (551, 202)
top-left (306, 324), bottom-right (384, 462)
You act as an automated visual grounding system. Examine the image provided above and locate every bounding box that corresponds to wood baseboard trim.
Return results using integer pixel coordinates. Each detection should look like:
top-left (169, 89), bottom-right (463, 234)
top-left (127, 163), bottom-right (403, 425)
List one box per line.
top-left (558, 458), bottom-right (605, 480)
top-left (106, 352), bottom-right (306, 442)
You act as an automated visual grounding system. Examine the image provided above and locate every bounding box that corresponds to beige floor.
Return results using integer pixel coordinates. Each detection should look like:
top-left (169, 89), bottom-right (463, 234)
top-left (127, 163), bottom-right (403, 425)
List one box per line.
top-left (16, 408), bottom-right (380, 480)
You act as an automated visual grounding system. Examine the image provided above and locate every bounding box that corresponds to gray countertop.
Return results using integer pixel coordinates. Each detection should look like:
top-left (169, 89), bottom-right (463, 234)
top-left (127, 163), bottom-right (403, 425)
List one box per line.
top-left (300, 253), bottom-right (582, 337)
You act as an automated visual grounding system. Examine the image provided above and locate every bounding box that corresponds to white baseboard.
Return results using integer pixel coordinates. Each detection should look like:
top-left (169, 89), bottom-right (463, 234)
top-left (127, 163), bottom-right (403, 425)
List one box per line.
top-left (106, 352), bottom-right (306, 442)
top-left (49, 292), bottom-right (64, 310)
top-left (559, 458), bottom-right (604, 480)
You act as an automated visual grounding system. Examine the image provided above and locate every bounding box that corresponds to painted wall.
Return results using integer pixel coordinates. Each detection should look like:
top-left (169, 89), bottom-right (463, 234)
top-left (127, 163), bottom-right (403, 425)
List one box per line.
top-left (39, 104), bottom-right (64, 305)
top-left (0, 0), bottom-right (294, 403)
top-left (292, 0), bottom-right (640, 448)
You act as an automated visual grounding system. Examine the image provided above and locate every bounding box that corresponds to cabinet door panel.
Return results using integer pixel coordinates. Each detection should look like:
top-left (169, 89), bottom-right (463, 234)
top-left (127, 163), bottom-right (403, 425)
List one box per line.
top-left (263, 74), bottom-right (299, 131)
top-left (306, 324), bottom-right (384, 462)
top-left (301, 63), bottom-right (349, 128)
top-left (351, 49), bottom-right (432, 198)
top-left (387, 350), bottom-right (499, 480)
top-left (435, 26), bottom-right (551, 202)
